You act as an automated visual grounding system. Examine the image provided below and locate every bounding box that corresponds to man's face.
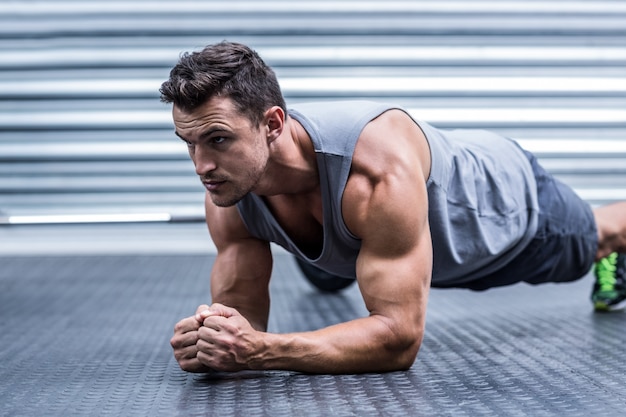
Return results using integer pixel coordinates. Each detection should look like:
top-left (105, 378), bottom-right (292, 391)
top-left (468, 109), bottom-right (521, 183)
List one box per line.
top-left (173, 96), bottom-right (269, 207)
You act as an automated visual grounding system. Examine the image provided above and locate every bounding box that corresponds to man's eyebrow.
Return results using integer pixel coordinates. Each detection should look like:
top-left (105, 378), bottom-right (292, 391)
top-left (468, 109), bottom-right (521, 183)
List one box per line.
top-left (200, 127), bottom-right (229, 138)
top-left (174, 128), bottom-right (228, 141)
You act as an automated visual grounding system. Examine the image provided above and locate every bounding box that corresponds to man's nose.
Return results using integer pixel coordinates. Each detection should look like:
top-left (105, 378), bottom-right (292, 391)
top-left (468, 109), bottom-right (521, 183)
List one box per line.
top-left (193, 147), bottom-right (217, 176)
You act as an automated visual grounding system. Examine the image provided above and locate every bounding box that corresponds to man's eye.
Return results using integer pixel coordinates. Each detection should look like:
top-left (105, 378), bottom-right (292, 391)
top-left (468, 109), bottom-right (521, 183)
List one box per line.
top-left (212, 137), bottom-right (227, 145)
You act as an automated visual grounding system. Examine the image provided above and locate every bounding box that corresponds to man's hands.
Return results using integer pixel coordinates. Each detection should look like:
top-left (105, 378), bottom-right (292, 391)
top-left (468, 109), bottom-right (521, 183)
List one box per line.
top-left (171, 303), bottom-right (261, 373)
top-left (170, 304), bottom-right (211, 373)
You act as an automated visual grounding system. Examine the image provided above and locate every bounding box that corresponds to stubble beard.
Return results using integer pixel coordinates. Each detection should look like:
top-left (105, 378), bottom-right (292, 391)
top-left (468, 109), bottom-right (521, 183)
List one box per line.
top-left (209, 183), bottom-right (250, 207)
top-left (208, 161), bottom-right (268, 208)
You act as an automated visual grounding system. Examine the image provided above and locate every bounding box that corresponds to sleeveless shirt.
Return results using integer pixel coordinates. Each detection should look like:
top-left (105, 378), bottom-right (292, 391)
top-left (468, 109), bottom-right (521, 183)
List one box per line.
top-left (236, 101), bottom-right (539, 285)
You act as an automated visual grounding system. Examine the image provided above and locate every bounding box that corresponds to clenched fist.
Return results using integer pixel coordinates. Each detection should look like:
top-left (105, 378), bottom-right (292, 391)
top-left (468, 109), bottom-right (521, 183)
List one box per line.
top-left (171, 303), bottom-right (263, 373)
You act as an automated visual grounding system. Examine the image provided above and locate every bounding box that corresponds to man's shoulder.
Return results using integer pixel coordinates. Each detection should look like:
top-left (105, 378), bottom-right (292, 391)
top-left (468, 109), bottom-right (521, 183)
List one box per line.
top-left (355, 109), bottom-right (429, 168)
top-left (290, 101), bottom-right (405, 156)
top-left (289, 100), bottom-right (401, 123)
top-left (290, 99), bottom-right (395, 111)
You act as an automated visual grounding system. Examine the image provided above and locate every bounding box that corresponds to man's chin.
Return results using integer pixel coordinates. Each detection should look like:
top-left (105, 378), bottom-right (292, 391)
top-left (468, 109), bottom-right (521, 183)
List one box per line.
top-left (208, 192), bottom-right (246, 208)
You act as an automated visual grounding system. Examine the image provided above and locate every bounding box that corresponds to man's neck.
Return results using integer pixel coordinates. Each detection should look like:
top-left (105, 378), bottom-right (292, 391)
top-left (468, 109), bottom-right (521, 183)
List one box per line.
top-left (253, 117), bottom-right (319, 197)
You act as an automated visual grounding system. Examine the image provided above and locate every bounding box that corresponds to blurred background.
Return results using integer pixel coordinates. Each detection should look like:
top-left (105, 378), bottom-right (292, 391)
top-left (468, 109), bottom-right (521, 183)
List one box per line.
top-left (1, 0), bottom-right (625, 255)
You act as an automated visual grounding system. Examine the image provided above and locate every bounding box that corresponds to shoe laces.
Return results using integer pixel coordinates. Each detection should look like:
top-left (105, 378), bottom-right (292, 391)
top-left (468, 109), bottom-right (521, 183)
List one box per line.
top-left (596, 253), bottom-right (618, 291)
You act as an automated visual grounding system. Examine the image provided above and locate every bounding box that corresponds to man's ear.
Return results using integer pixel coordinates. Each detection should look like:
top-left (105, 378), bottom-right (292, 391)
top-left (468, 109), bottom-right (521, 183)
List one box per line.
top-left (265, 106), bottom-right (285, 143)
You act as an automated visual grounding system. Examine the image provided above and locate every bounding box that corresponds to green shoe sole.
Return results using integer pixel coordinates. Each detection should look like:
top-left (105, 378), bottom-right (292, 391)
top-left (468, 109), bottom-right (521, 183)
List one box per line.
top-left (594, 299), bottom-right (626, 312)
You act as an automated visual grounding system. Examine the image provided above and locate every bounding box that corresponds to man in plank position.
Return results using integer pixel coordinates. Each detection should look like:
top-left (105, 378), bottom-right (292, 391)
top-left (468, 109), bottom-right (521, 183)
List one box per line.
top-left (161, 41), bottom-right (626, 374)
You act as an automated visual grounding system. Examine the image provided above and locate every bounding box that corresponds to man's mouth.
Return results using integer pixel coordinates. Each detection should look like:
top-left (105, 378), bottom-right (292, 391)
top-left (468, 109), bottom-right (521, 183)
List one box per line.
top-left (202, 180), bottom-right (226, 192)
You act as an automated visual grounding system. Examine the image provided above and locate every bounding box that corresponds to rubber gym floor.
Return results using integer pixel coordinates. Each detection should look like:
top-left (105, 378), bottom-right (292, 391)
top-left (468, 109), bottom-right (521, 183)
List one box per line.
top-left (1, 252), bottom-right (625, 417)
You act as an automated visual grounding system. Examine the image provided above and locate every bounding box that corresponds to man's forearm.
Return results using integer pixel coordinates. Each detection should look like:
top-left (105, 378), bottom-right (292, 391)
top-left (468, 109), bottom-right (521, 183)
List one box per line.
top-left (248, 316), bottom-right (422, 374)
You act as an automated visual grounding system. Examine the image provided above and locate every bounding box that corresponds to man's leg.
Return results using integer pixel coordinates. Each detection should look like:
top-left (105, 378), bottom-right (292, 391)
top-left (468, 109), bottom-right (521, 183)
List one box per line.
top-left (593, 202), bottom-right (626, 260)
top-left (591, 202), bottom-right (626, 311)
top-left (445, 153), bottom-right (599, 292)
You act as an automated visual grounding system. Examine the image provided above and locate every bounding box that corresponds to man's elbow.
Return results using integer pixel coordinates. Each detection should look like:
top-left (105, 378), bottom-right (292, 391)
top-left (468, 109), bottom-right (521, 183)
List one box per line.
top-left (367, 313), bottom-right (426, 371)
top-left (389, 338), bottom-right (422, 371)
top-left (381, 326), bottom-right (424, 371)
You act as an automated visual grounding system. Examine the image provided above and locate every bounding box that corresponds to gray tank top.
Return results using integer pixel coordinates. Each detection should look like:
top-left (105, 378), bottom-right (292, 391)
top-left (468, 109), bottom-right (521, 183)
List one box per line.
top-left (236, 101), bottom-right (539, 285)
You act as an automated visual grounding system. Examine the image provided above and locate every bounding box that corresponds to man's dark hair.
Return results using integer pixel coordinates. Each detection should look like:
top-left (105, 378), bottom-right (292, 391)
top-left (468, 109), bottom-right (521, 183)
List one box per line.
top-left (160, 41), bottom-right (286, 126)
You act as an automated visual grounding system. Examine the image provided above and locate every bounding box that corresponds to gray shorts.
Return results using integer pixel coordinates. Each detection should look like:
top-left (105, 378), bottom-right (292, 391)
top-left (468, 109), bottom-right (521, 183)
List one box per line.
top-left (456, 150), bottom-right (598, 291)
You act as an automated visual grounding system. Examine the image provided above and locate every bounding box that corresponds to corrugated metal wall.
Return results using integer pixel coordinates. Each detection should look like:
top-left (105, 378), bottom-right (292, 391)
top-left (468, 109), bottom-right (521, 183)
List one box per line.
top-left (1, 1), bottom-right (625, 225)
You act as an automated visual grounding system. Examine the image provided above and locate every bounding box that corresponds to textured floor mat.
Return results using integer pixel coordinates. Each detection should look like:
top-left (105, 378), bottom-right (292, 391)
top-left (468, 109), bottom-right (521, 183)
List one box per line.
top-left (1, 254), bottom-right (625, 416)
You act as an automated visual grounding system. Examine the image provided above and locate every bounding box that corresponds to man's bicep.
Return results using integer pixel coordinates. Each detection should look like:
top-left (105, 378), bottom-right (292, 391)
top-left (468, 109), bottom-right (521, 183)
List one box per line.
top-left (355, 201), bottom-right (432, 318)
top-left (356, 228), bottom-right (432, 316)
top-left (354, 207), bottom-right (432, 363)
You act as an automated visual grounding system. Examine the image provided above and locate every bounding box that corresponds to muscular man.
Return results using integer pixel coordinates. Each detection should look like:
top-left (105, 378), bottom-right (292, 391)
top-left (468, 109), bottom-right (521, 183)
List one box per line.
top-left (160, 41), bottom-right (626, 374)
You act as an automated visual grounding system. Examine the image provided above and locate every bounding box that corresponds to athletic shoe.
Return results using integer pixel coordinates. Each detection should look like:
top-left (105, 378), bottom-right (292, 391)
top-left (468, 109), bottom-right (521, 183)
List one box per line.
top-left (591, 252), bottom-right (626, 312)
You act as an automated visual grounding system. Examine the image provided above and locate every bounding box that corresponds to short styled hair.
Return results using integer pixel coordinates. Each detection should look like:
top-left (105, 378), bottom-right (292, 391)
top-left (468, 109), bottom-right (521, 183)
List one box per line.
top-left (160, 41), bottom-right (286, 126)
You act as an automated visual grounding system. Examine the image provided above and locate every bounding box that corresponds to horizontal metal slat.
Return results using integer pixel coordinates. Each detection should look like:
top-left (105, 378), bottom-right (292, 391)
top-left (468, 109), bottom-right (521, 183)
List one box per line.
top-left (1, 15), bottom-right (625, 39)
top-left (0, 192), bottom-right (204, 206)
top-left (0, 160), bottom-right (193, 175)
top-left (2, 108), bottom-right (625, 132)
top-left (2, 76), bottom-right (626, 99)
top-left (0, 141), bottom-right (184, 160)
top-left (3, 46), bottom-right (626, 69)
top-left (4, 1), bottom-right (626, 15)
top-left (0, 176), bottom-right (198, 193)
top-left (537, 158), bottom-right (626, 174)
